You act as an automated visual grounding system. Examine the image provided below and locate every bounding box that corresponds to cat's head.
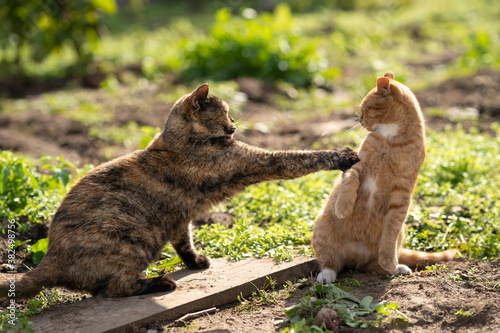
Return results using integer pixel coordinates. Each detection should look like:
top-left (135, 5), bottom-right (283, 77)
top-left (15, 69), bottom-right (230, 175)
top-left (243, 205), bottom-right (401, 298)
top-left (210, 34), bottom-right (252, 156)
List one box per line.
top-left (167, 84), bottom-right (236, 142)
top-left (359, 72), bottom-right (421, 136)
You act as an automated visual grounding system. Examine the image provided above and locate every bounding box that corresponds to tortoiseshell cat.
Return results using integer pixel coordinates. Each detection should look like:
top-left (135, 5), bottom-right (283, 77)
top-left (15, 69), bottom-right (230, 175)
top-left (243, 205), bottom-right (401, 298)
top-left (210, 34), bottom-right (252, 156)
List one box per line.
top-left (1, 84), bottom-right (359, 298)
top-left (313, 73), bottom-right (458, 284)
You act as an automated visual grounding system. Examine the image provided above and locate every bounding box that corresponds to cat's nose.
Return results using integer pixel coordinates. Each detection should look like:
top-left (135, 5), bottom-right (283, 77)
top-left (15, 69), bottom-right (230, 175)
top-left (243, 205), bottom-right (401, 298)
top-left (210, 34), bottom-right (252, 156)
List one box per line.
top-left (230, 117), bottom-right (235, 123)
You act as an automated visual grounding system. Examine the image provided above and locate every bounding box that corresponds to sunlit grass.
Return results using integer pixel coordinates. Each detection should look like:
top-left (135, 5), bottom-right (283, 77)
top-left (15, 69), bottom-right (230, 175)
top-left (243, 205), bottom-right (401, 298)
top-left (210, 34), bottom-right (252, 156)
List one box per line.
top-left (190, 125), bottom-right (500, 262)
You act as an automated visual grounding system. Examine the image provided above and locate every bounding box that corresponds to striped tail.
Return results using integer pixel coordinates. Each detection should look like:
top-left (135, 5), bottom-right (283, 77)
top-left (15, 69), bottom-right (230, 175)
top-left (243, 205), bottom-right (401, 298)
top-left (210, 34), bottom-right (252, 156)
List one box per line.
top-left (0, 269), bottom-right (50, 300)
top-left (398, 248), bottom-right (459, 268)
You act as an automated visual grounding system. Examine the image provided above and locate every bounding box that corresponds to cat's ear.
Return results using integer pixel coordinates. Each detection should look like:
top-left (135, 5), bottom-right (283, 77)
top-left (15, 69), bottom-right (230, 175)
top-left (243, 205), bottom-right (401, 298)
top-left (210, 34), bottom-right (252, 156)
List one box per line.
top-left (191, 84), bottom-right (209, 109)
top-left (384, 72), bottom-right (394, 79)
top-left (376, 77), bottom-right (390, 95)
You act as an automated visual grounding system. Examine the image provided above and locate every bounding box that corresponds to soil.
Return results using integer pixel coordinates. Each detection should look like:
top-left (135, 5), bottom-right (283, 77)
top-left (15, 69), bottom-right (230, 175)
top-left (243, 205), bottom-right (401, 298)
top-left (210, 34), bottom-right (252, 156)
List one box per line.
top-left (154, 258), bottom-right (500, 333)
top-left (1, 71), bottom-right (500, 332)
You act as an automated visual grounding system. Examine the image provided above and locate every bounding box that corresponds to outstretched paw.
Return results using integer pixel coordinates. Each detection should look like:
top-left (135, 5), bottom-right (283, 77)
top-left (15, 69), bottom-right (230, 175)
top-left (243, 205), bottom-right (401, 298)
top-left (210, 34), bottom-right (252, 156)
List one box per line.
top-left (317, 268), bottom-right (337, 284)
top-left (389, 264), bottom-right (412, 276)
top-left (335, 147), bottom-right (360, 172)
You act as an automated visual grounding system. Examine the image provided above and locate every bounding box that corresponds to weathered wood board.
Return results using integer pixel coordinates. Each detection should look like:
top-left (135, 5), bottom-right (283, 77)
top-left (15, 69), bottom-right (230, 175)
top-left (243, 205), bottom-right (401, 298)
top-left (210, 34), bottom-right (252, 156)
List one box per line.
top-left (30, 256), bottom-right (319, 333)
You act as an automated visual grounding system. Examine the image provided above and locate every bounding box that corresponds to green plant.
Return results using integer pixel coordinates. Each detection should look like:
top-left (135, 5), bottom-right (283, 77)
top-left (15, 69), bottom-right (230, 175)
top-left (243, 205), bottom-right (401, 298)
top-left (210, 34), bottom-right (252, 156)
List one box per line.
top-left (425, 264), bottom-right (447, 272)
top-left (27, 238), bottom-right (49, 265)
top-left (0, 290), bottom-right (61, 332)
top-left (238, 276), bottom-right (280, 308)
top-left (339, 277), bottom-right (365, 289)
top-left (0, 152), bottom-right (78, 230)
top-left (458, 30), bottom-right (500, 70)
top-left (146, 254), bottom-right (182, 278)
top-left (182, 4), bottom-right (328, 86)
top-left (456, 308), bottom-right (474, 317)
top-left (280, 283), bottom-right (408, 331)
top-left (0, 309), bottom-right (34, 333)
top-left (139, 126), bottom-right (161, 149)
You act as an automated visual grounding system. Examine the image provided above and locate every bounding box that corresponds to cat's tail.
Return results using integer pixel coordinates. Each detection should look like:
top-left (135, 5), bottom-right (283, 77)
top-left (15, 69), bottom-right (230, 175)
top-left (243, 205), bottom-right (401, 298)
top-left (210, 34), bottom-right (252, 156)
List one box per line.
top-left (0, 267), bottom-right (53, 300)
top-left (398, 248), bottom-right (459, 268)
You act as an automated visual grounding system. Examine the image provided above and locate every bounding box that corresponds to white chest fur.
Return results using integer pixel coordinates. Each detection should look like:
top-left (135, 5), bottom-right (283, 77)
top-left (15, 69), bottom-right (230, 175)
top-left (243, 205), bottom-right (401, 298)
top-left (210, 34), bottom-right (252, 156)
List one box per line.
top-left (362, 175), bottom-right (377, 208)
top-left (375, 123), bottom-right (399, 137)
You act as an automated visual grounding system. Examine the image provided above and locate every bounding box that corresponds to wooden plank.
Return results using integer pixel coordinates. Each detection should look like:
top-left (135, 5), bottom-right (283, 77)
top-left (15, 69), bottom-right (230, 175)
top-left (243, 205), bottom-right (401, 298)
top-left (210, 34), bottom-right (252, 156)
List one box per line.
top-left (30, 256), bottom-right (318, 333)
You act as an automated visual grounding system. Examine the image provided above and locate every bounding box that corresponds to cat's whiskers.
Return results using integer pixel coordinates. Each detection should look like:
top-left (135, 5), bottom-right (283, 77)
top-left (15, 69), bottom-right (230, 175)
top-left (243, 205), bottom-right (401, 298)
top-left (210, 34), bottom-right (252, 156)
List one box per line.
top-left (347, 122), bottom-right (363, 132)
top-left (234, 106), bottom-right (259, 122)
top-left (354, 90), bottom-right (367, 105)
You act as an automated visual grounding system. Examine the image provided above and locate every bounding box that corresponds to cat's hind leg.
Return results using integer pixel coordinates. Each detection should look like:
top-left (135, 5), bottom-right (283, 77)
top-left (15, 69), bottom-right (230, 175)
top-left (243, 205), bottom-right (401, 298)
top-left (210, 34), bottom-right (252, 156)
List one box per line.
top-left (316, 254), bottom-right (344, 283)
top-left (389, 264), bottom-right (412, 276)
top-left (364, 260), bottom-right (411, 276)
top-left (317, 268), bottom-right (338, 284)
top-left (313, 211), bottom-right (345, 284)
top-left (101, 274), bottom-right (177, 297)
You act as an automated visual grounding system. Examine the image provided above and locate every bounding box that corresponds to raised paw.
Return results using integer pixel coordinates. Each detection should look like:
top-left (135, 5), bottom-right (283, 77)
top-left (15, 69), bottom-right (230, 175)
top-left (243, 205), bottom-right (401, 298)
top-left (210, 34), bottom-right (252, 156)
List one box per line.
top-left (335, 198), bottom-right (354, 219)
top-left (389, 264), bottom-right (412, 276)
top-left (317, 268), bottom-right (337, 284)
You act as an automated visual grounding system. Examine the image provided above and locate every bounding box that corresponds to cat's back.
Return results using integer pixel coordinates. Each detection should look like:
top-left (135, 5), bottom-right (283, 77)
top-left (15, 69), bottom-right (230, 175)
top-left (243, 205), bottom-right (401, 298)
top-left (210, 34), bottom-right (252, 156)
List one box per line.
top-left (50, 150), bottom-right (168, 227)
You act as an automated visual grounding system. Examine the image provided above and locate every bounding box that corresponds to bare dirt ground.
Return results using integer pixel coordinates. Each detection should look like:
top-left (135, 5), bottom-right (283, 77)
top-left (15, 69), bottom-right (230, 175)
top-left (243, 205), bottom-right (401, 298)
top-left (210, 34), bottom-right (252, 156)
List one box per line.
top-left (1, 71), bottom-right (500, 331)
top-left (154, 258), bottom-right (500, 333)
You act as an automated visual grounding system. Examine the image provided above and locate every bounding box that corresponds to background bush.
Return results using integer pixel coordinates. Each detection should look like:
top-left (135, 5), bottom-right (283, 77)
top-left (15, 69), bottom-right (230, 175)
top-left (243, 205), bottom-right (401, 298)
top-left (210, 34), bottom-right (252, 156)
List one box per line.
top-left (182, 4), bottom-right (329, 86)
top-left (0, 151), bottom-right (79, 232)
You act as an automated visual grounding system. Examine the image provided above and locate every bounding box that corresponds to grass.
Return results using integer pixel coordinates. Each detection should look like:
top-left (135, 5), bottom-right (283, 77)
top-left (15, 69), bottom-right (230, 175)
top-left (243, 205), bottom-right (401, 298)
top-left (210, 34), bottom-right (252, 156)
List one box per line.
top-left (0, 152), bottom-right (83, 232)
top-left (410, 125), bottom-right (500, 259)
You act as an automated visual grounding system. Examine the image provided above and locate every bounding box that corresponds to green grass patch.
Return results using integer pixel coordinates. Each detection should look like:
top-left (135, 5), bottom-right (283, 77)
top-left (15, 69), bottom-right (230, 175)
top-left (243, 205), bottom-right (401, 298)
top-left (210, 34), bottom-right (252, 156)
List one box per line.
top-left (0, 151), bottom-right (83, 232)
top-left (410, 125), bottom-right (500, 260)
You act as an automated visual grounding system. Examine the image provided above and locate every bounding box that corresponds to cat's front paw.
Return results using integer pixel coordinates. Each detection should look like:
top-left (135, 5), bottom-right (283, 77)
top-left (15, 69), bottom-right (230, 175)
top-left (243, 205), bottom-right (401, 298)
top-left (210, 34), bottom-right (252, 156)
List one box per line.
top-left (389, 264), bottom-right (412, 276)
top-left (317, 268), bottom-right (337, 284)
top-left (192, 254), bottom-right (211, 269)
top-left (334, 147), bottom-right (360, 172)
top-left (378, 254), bottom-right (398, 272)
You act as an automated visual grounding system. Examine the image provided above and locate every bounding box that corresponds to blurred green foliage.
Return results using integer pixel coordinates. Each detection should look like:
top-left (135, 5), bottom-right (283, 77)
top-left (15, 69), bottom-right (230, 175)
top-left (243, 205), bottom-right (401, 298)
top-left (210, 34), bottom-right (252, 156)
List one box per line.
top-left (0, 151), bottom-right (80, 232)
top-left (1, 0), bottom-right (499, 89)
top-left (0, 0), bottom-right (116, 77)
top-left (459, 30), bottom-right (500, 69)
top-left (182, 4), bottom-right (329, 86)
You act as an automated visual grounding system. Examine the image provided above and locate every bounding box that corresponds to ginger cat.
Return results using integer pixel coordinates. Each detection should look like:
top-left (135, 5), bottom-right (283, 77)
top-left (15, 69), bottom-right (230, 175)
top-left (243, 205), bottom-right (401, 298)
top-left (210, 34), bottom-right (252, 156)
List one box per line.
top-left (1, 84), bottom-right (359, 299)
top-left (313, 73), bottom-right (458, 283)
